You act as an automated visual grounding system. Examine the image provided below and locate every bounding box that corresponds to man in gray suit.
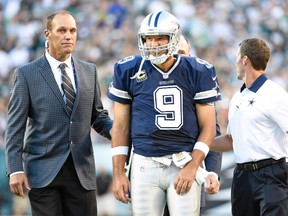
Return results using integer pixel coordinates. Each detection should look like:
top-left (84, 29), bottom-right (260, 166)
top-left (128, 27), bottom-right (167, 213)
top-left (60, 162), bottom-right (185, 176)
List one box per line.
top-left (5, 10), bottom-right (112, 216)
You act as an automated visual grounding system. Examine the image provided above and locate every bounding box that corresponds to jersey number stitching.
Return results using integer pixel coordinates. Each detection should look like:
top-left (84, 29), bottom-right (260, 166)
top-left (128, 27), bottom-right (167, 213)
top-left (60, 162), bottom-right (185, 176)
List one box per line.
top-left (154, 85), bottom-right (183, 130)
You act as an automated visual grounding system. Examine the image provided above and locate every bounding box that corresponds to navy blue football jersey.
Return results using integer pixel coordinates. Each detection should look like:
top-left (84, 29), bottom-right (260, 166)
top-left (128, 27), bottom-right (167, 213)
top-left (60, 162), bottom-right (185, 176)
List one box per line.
top-left (108, 55), bottom-right (221, 157)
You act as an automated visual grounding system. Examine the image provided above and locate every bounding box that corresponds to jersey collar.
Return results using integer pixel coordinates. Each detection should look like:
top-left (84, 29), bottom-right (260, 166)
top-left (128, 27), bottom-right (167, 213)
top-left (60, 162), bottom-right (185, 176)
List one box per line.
top-left (240, 74), bottom-right (268, 93)
top-left (151, 55), bottom-right (180, 79)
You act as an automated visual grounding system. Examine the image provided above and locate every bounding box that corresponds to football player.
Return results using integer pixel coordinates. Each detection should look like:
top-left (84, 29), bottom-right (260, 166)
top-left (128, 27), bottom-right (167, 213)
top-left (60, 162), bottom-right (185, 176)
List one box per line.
top-left (108, 11), bottom-right (221, 216)
top-left (162, 35), bottom-right (222, 216)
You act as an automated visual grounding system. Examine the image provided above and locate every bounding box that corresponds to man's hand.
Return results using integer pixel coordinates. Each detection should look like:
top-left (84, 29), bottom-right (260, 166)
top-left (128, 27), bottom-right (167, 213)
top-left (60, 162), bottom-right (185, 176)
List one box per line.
top-left (9, 173), bottom-right (31, 198)
top-left (174, 163), bottom-right (197, 195)
top-left (205, 172), bottom-right (220, 194)
top-left (112, 172), bottom-right (131, 204)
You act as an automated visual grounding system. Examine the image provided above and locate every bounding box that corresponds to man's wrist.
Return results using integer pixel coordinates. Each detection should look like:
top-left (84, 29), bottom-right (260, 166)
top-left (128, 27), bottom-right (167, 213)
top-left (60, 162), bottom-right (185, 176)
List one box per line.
top-left (10, 171), bottom-right (24, 177)
top-left (194, 141), bottom-right (209, 157)
top-left (208, 171), bottom-right (220, 181)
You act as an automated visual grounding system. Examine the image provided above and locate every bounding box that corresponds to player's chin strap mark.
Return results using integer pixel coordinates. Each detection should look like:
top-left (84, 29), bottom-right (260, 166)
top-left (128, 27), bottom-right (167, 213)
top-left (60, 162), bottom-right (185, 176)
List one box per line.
top-left (130, 58), bottom-right (145, 80)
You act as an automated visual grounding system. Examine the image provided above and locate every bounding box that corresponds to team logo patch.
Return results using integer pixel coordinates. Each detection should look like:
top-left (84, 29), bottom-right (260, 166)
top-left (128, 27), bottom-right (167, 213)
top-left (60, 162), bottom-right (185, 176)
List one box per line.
top-left (136, 70), bottom-right (147, 82)
top-left (118, 55), bottom-right (135, 64)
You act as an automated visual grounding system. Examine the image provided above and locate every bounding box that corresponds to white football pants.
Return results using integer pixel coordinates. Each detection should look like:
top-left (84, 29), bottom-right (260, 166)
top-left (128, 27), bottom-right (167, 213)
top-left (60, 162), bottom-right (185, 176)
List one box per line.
top-left (130, 153), bottom-right (201, 216)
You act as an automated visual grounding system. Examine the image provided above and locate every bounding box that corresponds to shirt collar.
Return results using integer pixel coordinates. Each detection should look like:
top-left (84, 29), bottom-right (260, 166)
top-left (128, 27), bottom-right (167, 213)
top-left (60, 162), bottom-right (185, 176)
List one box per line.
top-left (240, 74), bottom-right (268, 93)
top-left (45, 51), bottom-right (73, 70)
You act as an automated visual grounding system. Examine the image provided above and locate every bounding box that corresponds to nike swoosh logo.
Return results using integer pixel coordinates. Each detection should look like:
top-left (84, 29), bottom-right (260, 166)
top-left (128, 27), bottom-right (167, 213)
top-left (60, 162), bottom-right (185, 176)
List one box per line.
top-left (212, 76), bottom-right (217, 81)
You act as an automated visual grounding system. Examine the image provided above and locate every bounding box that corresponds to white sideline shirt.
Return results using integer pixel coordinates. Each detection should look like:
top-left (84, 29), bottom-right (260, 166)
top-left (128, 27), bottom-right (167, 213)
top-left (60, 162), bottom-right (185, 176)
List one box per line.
top-left (227, 75), bottom-right (288, 163)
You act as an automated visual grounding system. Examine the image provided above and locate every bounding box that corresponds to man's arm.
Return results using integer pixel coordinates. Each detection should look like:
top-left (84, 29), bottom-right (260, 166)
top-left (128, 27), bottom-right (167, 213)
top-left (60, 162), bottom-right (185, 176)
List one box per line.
top-left (5, 69), bottom-right (30, 197)
top-left (203, 114), bottom-right (222, 194)
top-left (174, 103), bottom-right (216, 195)
top-left (111, 101), bottom-right (131, 203)
top-left (205, 151), bottom-right (222, 177)
top-left (210, 134), bottom-right (233, 152)
top-left (204, 151), bottom-right (222, 194)
top-left (206, 134), bottom-right (233, 194)
top-left (193, 103), bottom-right (217, 165)
top-left (92, 109), bottom-right (113, 140)
top-left (91, 65), bottom-right (113, 140)
top-left (205, 117), bottom-right (222, 176)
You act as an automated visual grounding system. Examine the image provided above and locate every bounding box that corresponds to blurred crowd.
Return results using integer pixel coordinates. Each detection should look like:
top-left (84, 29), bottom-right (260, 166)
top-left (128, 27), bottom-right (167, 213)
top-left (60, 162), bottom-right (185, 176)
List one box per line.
top-left (0, 0), bottom-right (287, 215)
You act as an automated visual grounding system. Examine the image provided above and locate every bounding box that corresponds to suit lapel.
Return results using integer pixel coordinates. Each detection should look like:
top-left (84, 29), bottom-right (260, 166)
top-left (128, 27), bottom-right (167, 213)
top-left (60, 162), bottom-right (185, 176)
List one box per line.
top-left (38, 55), bottom-right (70, 116)
top-left (72, 58), bottom-right (86, 115)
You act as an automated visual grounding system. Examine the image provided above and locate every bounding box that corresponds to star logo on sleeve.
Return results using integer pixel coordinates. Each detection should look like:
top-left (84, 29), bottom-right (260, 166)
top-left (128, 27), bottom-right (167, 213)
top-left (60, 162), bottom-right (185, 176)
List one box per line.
top-left (212, 80), bottom-right (221, 97)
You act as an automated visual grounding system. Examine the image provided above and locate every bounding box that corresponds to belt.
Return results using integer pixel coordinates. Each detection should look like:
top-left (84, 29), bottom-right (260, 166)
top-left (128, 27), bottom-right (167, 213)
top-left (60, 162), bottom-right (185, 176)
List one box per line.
top-left (236, 158), bottom-right (286, 171)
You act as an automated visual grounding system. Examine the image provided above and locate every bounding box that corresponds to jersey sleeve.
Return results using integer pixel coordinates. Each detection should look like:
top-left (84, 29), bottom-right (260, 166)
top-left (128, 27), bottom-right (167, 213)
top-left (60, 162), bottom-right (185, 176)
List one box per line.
top-left (192, 57), bottom-right (221, 104)
top-left (107, 55), bottom-right (137, 104)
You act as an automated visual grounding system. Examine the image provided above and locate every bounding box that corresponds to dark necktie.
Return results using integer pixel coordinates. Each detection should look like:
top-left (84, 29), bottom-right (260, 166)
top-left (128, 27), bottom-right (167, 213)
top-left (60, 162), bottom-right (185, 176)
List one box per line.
top-left (59, 63), bottom-right (76, 115)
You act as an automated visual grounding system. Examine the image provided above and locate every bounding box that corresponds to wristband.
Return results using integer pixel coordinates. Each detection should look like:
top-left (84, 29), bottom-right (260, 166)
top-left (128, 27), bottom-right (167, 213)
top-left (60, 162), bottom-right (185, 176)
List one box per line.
top-left (194, 141), bottom-right (209, 157)
top-left (111, 146), bottom-right (129, 156)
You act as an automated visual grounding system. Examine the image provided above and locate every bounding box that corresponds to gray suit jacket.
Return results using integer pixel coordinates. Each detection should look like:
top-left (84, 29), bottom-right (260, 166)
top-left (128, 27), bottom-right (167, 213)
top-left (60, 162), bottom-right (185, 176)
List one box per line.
top-left (5, 55), bottom-right (112, 190)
